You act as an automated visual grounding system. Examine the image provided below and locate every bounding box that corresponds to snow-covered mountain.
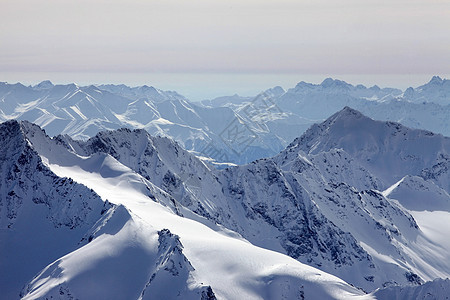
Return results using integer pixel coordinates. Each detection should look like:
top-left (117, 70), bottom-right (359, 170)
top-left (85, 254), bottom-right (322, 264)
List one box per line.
top-left (119, 107), bottom-right (446, 291)
top-left (200, 76), bottom-right (450, 164)
top-left (210, 108), bottom-right (449, 291)
top-left (1, 105), bottom-right (449, 298)
top-left (1, 119), bottom-right (373, 300)
top-left (290, 107), bottom-right (450, 187)
top-left (0, 81), bottom-right (287, 165)
top-left (0, 120), bottom-right (114, 299)
top-left (2, 77), bottom-right (449, 166)
top-left (403, 76), bottom-right (450, 106)
top-left (251, 77), bottom-right (450, 147)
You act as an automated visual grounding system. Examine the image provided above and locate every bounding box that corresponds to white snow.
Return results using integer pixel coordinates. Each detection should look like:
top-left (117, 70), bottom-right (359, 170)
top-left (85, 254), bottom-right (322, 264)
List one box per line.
top-left (19, 129), bottom-right (371, 299)
top-left (2, 85), bottom-right (450, 299)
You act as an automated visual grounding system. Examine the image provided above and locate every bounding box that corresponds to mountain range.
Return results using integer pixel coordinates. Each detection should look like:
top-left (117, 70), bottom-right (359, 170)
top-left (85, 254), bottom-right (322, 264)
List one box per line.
top-left (1, 76), bottom-right (449, 165)
top-left (1, 107), bottom-right (449, 299)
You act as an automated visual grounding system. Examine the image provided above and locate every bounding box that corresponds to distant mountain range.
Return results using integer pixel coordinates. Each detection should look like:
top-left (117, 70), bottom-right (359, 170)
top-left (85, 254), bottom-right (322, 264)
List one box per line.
top-left (1, 107), bottom-right (449, 299)
top-left (1, 76), bottom-right (449, 166)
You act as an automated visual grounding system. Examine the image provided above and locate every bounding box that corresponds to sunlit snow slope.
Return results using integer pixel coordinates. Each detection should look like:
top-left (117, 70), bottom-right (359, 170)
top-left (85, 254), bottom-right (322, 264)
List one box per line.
top-left (2, 103), bottom-right (449, 299)
top-left (1, 120), bottom-right (371, 300)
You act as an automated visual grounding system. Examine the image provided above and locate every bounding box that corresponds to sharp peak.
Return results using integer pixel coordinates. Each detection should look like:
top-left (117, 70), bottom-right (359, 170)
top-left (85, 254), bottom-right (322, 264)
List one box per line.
top-left (139, 85), bottom-right (159, 90)
top-left (0, 119), bottom-right (22, 132)
top-left (326, 107), bottom-right (441, 137)
top-left (34, 80), bottom-right (54, 88)
top-left (0, 119), bottom-right (46, 143)
top-left (83, 84), bottom-right (102, 92)
top-left (331, 106), bottom-right (365, 119)
top-left (416, 75), bottom-right (448, 89)
top-left (320, 77), bottom-right (353, 87)
top-left (257, 86), bottom-right (285, 97)
top-left (2, 118), bottom-right (21, 125)
top-left (294, 81), bottom-right (315, 88)
top-left (263, 86), bottom-right (285, 96)
top-left (266, 85), bottom-right (285, 91)
top-left (284, 107), bottom-right (368, 149)
top-left (10, 82), bottom-right (27, 88)
top-left (429, 75), bottom-right (444, 84)
top-left (2, 119), bottom-right (36, 131)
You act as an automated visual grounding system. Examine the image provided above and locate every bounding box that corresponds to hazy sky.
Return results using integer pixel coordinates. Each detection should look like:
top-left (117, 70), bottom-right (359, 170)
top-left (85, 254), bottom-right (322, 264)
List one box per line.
top-left (1, 0), bottom-right (449, 99)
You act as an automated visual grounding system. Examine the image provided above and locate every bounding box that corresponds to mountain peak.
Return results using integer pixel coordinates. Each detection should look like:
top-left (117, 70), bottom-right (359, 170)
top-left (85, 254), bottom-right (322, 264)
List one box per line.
top-left (428, 75), bottom-right (443, 85)
top-left (264, 85), bottom-right (285, 97)
top-left (288, 106), bottom-right (449, 185)
top-left (320, 78), bottom-right (352, 89)
top-left (404, 86), bottom-right (415, 97)
top-left (33, 80), bottom-right (54, 90)
top-left (285, 107), bottom-right (367, 153)
top-left (0, 120), bottom-right (23, 140)
top-left (140, 85), bottom-right (158, 92)
top-left (332, 106), bottom-right (365, 120)
top-left (293, 81), bottom-right (315, 90)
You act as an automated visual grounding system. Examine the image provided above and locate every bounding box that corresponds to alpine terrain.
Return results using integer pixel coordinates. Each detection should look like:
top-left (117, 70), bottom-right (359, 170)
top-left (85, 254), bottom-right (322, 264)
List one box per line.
top-left (1, 105), bottom-right (449, 299)
top-left (1, 76), bottom-right (449, 165)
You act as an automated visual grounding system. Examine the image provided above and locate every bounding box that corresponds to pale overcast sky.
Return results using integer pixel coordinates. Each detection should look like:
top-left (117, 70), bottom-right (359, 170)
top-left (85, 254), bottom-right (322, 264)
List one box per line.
top-left (1, 0), bottom-right (449, 99)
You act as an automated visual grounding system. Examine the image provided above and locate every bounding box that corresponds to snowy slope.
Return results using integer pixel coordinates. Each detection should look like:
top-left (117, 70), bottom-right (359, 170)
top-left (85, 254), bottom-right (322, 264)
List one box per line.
top-left (197, 108), bottom-right (449, 291)
top-left (273, 108), bottom-right (450, 289)
top-left (0, 120), bottom-right (114, 299)
top-left (36, 108), bottom-right (450, 292)
top-left (26, 161), bottom-right (369, 299)
top-left (1, 104), bottom-right (449, 298)
top-left (55, 126), bottom-right (379, 286)
top-left (2, 120), bottom-right (372, 300)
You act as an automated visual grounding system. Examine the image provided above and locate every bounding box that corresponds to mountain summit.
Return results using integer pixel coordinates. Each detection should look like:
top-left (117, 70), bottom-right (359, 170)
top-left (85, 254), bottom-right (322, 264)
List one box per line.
top-left (289, 106), bottom-right (449, 186)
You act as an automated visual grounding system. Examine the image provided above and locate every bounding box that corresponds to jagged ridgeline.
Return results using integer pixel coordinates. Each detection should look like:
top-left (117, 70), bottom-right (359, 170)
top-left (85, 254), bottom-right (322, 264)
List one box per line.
top-left (1, 106), bottom-right (449, 299)
top-left (1, 77), bottom-right (450, 165)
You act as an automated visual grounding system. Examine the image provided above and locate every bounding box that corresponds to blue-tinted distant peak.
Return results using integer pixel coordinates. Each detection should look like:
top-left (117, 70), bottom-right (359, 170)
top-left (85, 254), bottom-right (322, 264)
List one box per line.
top-left (33, 80), bottom-right (54, 90)
top-left (429, 76), bottom-right (443, 85)
top-left (320, 78), bottom-right (352, 89)
top-left (294, 81), bottom-right (315, 89)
